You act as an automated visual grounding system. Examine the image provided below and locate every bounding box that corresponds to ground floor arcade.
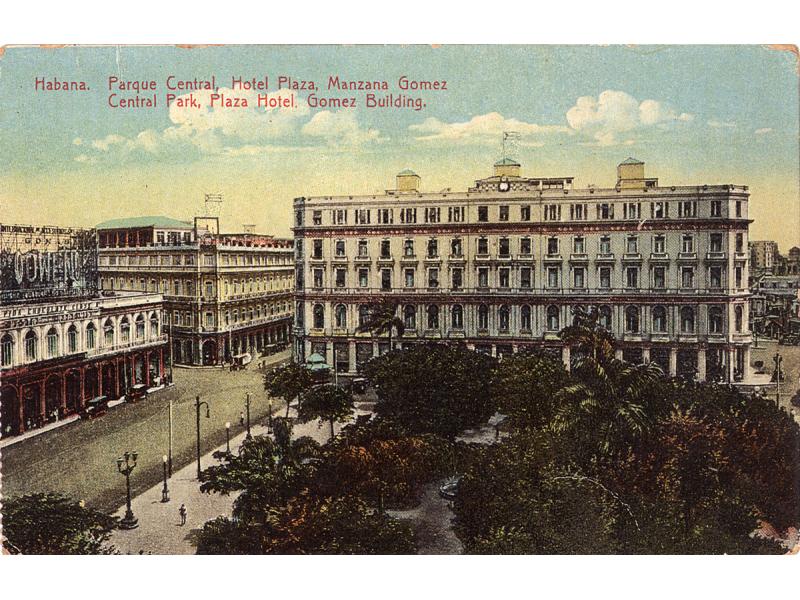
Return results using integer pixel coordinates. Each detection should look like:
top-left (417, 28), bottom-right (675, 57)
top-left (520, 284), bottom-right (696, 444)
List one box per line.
top-left (1, 345), bottom-right (167, 437)
top-left (171, 318), bottom-right (292, 366)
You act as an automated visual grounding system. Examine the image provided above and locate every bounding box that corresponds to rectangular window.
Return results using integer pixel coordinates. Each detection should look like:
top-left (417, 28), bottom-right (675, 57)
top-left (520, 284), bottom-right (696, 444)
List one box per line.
top-left (405, 268), bottom-right (415, 288)
top-left (682, 235), bottom-right (694, 253)
top-left (358, 268), bottom-right (368, 288)
top-left (335, 269), bottom-right (346, 288)
top-left (335, 240), bottom-right (346, 257)
top-left (451, 238), bottom-right (463, 257)
top-left (313, 269), bottom-right (323, 288)
top-left (735, 266), bottom-right (743, 288)
top-left (681, 267), bottom-right (695, 288)
top-left (427, 239), bottom-right (438, 258)
top-left (597, 203), bottom-right (615, 219)
top-left (404, 239), bottom-right (415, 257)
top-left (573, 237), bottom-right (585, 254)
top-left (520, 267), bottom-right (532, 288)
top-left (735, 233), bottom-right (744, 253)
top-left (599, 236), bottom-right (611, 255)
top-left (312, 210), bottom-right (322, 225)
top-left (653, 266), bottom-right (666, 289)
top-left (378, 208), bottom-right (393, 224)
top-left (520, 205), bottom-right (531, 221)
top-left (573, 267), bottom-right (586, 288)
top-left (333, 209), bottom-right (347, 224)
top-left (478, 267), bottom-right (489, 288)
top-left (452, 268), bottom-right (463, 290)
top-left (710, 200), bottom-right (722, 217)
top-left (623, 202), bottom-right (641, 220)
top-left (570, 203), bottom-right (587, 221)
top-left (355, 208), bottom-right (371, 224)
top-left (358, 240), bottom-right (369, 257)
top-left (499, 238), bottom-right (510, 257)
top-left (520, 237), bottom-right (531, 255)
top-left (547, 237), bottom-right (559, 256)
top-left (428, 268), bottom-right (439, 288)
top-left (477, 238), bottom-right (489, 255)
top-left (547, 267), bottom-right (559, 288)
top-left (679, 201), bottom-right (697, 218)
top-left (653, 235), bottom-right (666, 254)
top-left (626, 236), bottom-right (639, 255)
top-left (710, 266), bottom-right (723, 288)
top-left (381, 269), bottom-right (391, 290)
top-left (651, 202), bottom-right (669, 218)
top-left (380, 239), bottom-right (391, 258)
top-left (499, 205), bottom-right (509, 221)
top-left (736, 201), bottom-right (742, 218)
top-left (499, 268), bottom-right (510, 288)
top-left (710, 233), bottom-right (723, 253)
top-left (478, 206), bottom-right (489, 222)
top-left (599, 267), bottom-right (611, 289)
top-left (626, 267), bottom-right (639, 289)
top-left (544, 205), bottom-right (561, 221)
top-left (312, 239), bottom-right (323, 259)
top-left (448, 206), bottom-right (465, 222)
top-left (425, 207), bottom-right (441, 223)
top-left (400, 208), bottom-right (417, 224)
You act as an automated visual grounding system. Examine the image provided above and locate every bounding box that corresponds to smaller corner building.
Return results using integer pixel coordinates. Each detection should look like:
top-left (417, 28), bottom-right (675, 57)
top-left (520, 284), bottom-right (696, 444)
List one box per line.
top-left (95, 216), bottom-right (294, 366)
top-left (1, 224), bottom-right (168, 437)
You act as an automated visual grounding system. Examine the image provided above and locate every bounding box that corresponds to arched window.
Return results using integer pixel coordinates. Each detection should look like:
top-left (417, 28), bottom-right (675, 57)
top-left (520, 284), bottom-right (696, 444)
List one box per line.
top-left (680, 306), bottom-right (695, 333)
top-left (86, 323), bottom-right (97, 349)
top-left (335, 304), bottom-right (347, 329)
top-left (1, 333), bottom-right (14, 366)
top-left (135, 314), bottom-right (145, 339)
top-left (120, 317), bottom-right (131, 343)
top-left (478, 304), bottom-right (489, 330)
top-left (150, 313), bottom-right (159, 337)
top-left (313, 304), bottom-right (325, 329)
top-left (104, 319), bottom-right (115, 346)
top-left (427, 305), bottom-right (439, 329)
top-left (734, 305), bottom-right (743, 332)
top-left (67, 324), bottom-right (78, 353)
top-left (451, 304), bottom-right (464, 329)
top-left (520, 305), bottom-right (532, 331)
top-left (598, 305), bottom-right (613, 330)
top-left (404, 305), bottom-right (416, 330)
top-left (625, 306), bottom-right (640, 333)
top-left (546, 305), bottom-right (560, 331)
top-left (652, 306), bottom-right (667, 333)
top-left (358, 304), bottom-right (370, 328)
top-left (498, 305), bottom-right (510, 331)
top-left (25, 330), bottom-right (38, 361)
top-left (46, 327), bottom-right (59, 358)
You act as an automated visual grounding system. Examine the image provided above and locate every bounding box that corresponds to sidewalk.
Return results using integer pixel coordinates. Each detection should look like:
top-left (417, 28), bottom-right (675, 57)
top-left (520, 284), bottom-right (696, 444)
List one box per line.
top-left (109, 399), bottom-right (370, 555)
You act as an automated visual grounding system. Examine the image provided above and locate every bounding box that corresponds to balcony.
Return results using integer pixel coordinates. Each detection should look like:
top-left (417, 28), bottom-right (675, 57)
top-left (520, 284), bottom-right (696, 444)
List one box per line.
top-left (705, 251), bottom-right (727, 261)
top-left (649, 252), bottom-right (670, 262)
top-left (569, 253), bottom-right (589, 263)
top-left (596, 252), bottom-right (615, 262)
top-left (678, 252), bottom-right (698, 261)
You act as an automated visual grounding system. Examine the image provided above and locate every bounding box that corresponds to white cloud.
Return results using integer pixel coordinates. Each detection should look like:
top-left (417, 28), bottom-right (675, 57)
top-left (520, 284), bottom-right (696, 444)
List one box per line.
top-left (409, 112), bottom-right (571, 144)
top-left (708, 119), bottom-right (736, 128)
top-left (566, 90), bottom-right (694, 146)
top-left (77, 88), bottom-right (377, 162)
top-left (755, 127), bottom-right (773, 135)
top-left (72, 137), bottom-right (83, 146)
top-left (301, 111), bottom-right (381, 146)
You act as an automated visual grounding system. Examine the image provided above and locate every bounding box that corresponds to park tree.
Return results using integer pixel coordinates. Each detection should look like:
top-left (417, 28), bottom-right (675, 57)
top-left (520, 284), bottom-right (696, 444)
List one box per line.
top-left (297, 383), bottom-right (355, 442)
top-left (362, 343), bottom-right (496, 439)
top-left (559, 305), bottom-right (616, 365)
top-left (356, 299), bottom-right (405, 350)
top-left (264, 362), bottom-right (314, 418)
top-left (2, 493), bottom-right (118, 555)
top-left (491, 349), bottom-right (570, 429)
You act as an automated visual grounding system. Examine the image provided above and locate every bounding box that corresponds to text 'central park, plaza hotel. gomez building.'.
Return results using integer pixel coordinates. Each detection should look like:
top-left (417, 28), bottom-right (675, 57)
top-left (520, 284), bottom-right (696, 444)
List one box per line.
top-left (292, 158), bottom-right (753, 383)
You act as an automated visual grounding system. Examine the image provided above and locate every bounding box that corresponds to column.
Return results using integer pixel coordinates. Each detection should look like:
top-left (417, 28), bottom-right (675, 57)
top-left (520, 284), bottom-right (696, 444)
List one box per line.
top-left (348, 340), bottom-right (357, 373)
top-left (38, 379), bottom-right (46, 423)
top-left (642, 347), bottom-right (651, 364)
top-left (144, 352), bottom-right (151, 387)
top-left (697, 348), bottom-right (707, 382)
top-left (130, 355), bottom-right (137, 385)
top-left (115, 358), bottom-right (121, 397)
top-left (562, 345), bottom-right (571, 370)
top-left (17, 385), bottom-right (25, 434)
top-left (325, 343), bottom-right (334, 369)
top-left (60, 374), bottom-right (68, 414)
top-left (728, 348), bottom-right (736, 382)
top-left (615, 348), bottom-right (624, 361)
top-left (79, 366), bottom-right (86, 408)
top-left (98, 367), bottom-right (104, 398)
top-left (669, 348), bottom-right (678, 377)
top-left (743, 345), bottom-right (751, 382)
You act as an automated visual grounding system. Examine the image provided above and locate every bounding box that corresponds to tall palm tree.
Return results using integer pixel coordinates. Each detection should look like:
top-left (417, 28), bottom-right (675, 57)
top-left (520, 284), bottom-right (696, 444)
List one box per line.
top-left (356, 299), bottom-right (405, 350)
top-left (559, 306), bottom-right (615, 365)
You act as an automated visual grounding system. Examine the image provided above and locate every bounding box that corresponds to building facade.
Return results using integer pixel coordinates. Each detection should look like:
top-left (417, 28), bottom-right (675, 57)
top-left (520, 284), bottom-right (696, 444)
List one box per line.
top-left (292, 158), bottom-right (752, 383)
top-left (749, 240), bottom-right (779, 276)
top-left (97, 216), bottom-right (294, 366)
top-left (1, 224), bottom-right (167, 437)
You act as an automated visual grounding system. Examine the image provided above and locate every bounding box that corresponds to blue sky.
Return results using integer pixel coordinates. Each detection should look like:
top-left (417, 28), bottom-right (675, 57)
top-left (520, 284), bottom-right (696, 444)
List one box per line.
top-left (1, 45), bottom-right (797, 247)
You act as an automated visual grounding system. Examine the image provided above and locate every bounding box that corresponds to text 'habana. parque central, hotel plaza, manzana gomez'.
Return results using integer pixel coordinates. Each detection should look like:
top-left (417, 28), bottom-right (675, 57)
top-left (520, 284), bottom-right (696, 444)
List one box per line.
top-left (1, 156), bottom-right (759, 438)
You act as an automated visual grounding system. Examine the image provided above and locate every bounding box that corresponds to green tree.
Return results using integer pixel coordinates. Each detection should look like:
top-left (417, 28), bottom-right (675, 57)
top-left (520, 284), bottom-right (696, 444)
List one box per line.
top-left (559, 305), bottom-right (616, 365)
top-left (362, 343), bottom-right (496, 440)
top-left (356, 299), bottom-right (405, 350)
top-left (297, 384), bottom-right (355, 442)
top-left (264, 362), bottom-right (314, 418)
top-left (491, 349), bottom-right (570, 429)
top-left (3, 493), bottom-right (118, 555)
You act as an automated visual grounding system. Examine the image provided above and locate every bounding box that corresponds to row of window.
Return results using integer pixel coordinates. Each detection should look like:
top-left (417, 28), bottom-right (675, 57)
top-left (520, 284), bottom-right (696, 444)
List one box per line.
top-left (307, 303), bottom-right (746, 335)
top-left (307, 263), bottom-right (743, 291)
top-left (101, 274), bottom-right (293, 297)
top-left (167, 302), bottom-right (291, 328)
top-left (302, 199), bottom-right (745, 227)
top-left (307, 232), bottom-right (746, 260)
top-left (1, 314), bottom-right (160, 366)
top-left (101, 252), bottom-right (291, 268)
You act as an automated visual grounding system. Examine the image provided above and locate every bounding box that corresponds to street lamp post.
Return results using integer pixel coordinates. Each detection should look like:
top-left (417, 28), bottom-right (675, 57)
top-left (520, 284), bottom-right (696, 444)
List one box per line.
top-left (245, 392), bottom-right (252, 439)
top-left (773, 351), bottom-right (783, 405)
top-left (116, 451), bottom-right (139, 529)
top-left (195, 395), bottom-right (210, 480)
top-left (268, 397), bottom-right (273, 432)
top-left (161, 455), bottom-right (170, 503)
top-left (225, 422), bottom-right (231, 453)
top-left (167, 396), bottom-right (173, 478)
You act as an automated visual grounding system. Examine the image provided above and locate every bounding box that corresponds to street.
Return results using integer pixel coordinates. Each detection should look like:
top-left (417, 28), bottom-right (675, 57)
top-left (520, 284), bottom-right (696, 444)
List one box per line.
top-left (1, 351), bottom-right (290, 512)
top-left (751, 340), bottom-right (800, 416)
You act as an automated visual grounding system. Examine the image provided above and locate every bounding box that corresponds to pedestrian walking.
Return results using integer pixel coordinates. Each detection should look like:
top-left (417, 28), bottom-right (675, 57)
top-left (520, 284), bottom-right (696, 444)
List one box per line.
top-left (239, 412), bottom-right (245, 427)
top-left (179, 503), bottom-right (187, 526)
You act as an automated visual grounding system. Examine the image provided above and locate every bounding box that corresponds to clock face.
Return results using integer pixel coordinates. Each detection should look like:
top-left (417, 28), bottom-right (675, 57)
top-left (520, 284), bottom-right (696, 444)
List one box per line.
top-left (499, 178), bottom-right (510, 192)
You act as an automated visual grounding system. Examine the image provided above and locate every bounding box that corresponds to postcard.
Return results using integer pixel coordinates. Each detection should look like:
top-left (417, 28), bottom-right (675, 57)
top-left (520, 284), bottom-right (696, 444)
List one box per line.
top-left (0, 44), bottom-right (798, 556)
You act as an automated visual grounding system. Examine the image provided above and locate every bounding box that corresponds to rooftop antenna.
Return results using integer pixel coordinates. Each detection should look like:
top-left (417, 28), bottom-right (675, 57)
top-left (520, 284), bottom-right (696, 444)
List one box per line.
top-left (502, 131), bottom-right (520, 160)
top-left (204, 193), bottom-right (223, 217)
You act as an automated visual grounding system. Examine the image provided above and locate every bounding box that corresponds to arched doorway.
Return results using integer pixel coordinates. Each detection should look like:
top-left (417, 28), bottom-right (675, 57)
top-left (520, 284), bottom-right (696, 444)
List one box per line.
top-left (202, 339), bottom-right (218, 365)
top-left (66, 370), bottom-right (81, 413)
top-left (45, 375), bottom-right (61, 421)
top-left (22, 384), bottom-right (41, 429)
top-left (133, 355), bottom-right (145, 384)
top-left (84, 366), bottom-right (99, 399)
top-left (102, 363), bottom-right (117, 398)
top-left (1, 385), bottom-right (20, 436)
top-left (182, 340), bottom-right (193, 365)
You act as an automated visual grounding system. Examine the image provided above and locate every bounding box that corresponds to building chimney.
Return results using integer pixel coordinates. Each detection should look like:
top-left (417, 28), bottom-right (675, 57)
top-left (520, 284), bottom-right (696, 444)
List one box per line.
top-left (617, 157), bottom-right (646, 188)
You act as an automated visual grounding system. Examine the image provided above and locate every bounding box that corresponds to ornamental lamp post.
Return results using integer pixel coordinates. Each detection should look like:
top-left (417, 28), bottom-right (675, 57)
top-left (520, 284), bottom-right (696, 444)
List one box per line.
top-left (116, 451), bottom-right (139, 529)
top-left (268, 397), bottom-right (273, 432)
top-left (245, 392), bottom-right (252, 440)
top-left (161, 455), bottom-right (170, 503)
top-left (195, 395), bottom-right (210, 480)
top-left (773, 351), bottom-right (783, 405)
top-left (225, 422), bottom-right (231, 454)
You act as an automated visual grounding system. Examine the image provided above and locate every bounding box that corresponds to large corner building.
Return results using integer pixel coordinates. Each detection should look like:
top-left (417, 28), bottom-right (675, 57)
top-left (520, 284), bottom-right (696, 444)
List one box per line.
top-left (292, 158), bottom-right (752, 382)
